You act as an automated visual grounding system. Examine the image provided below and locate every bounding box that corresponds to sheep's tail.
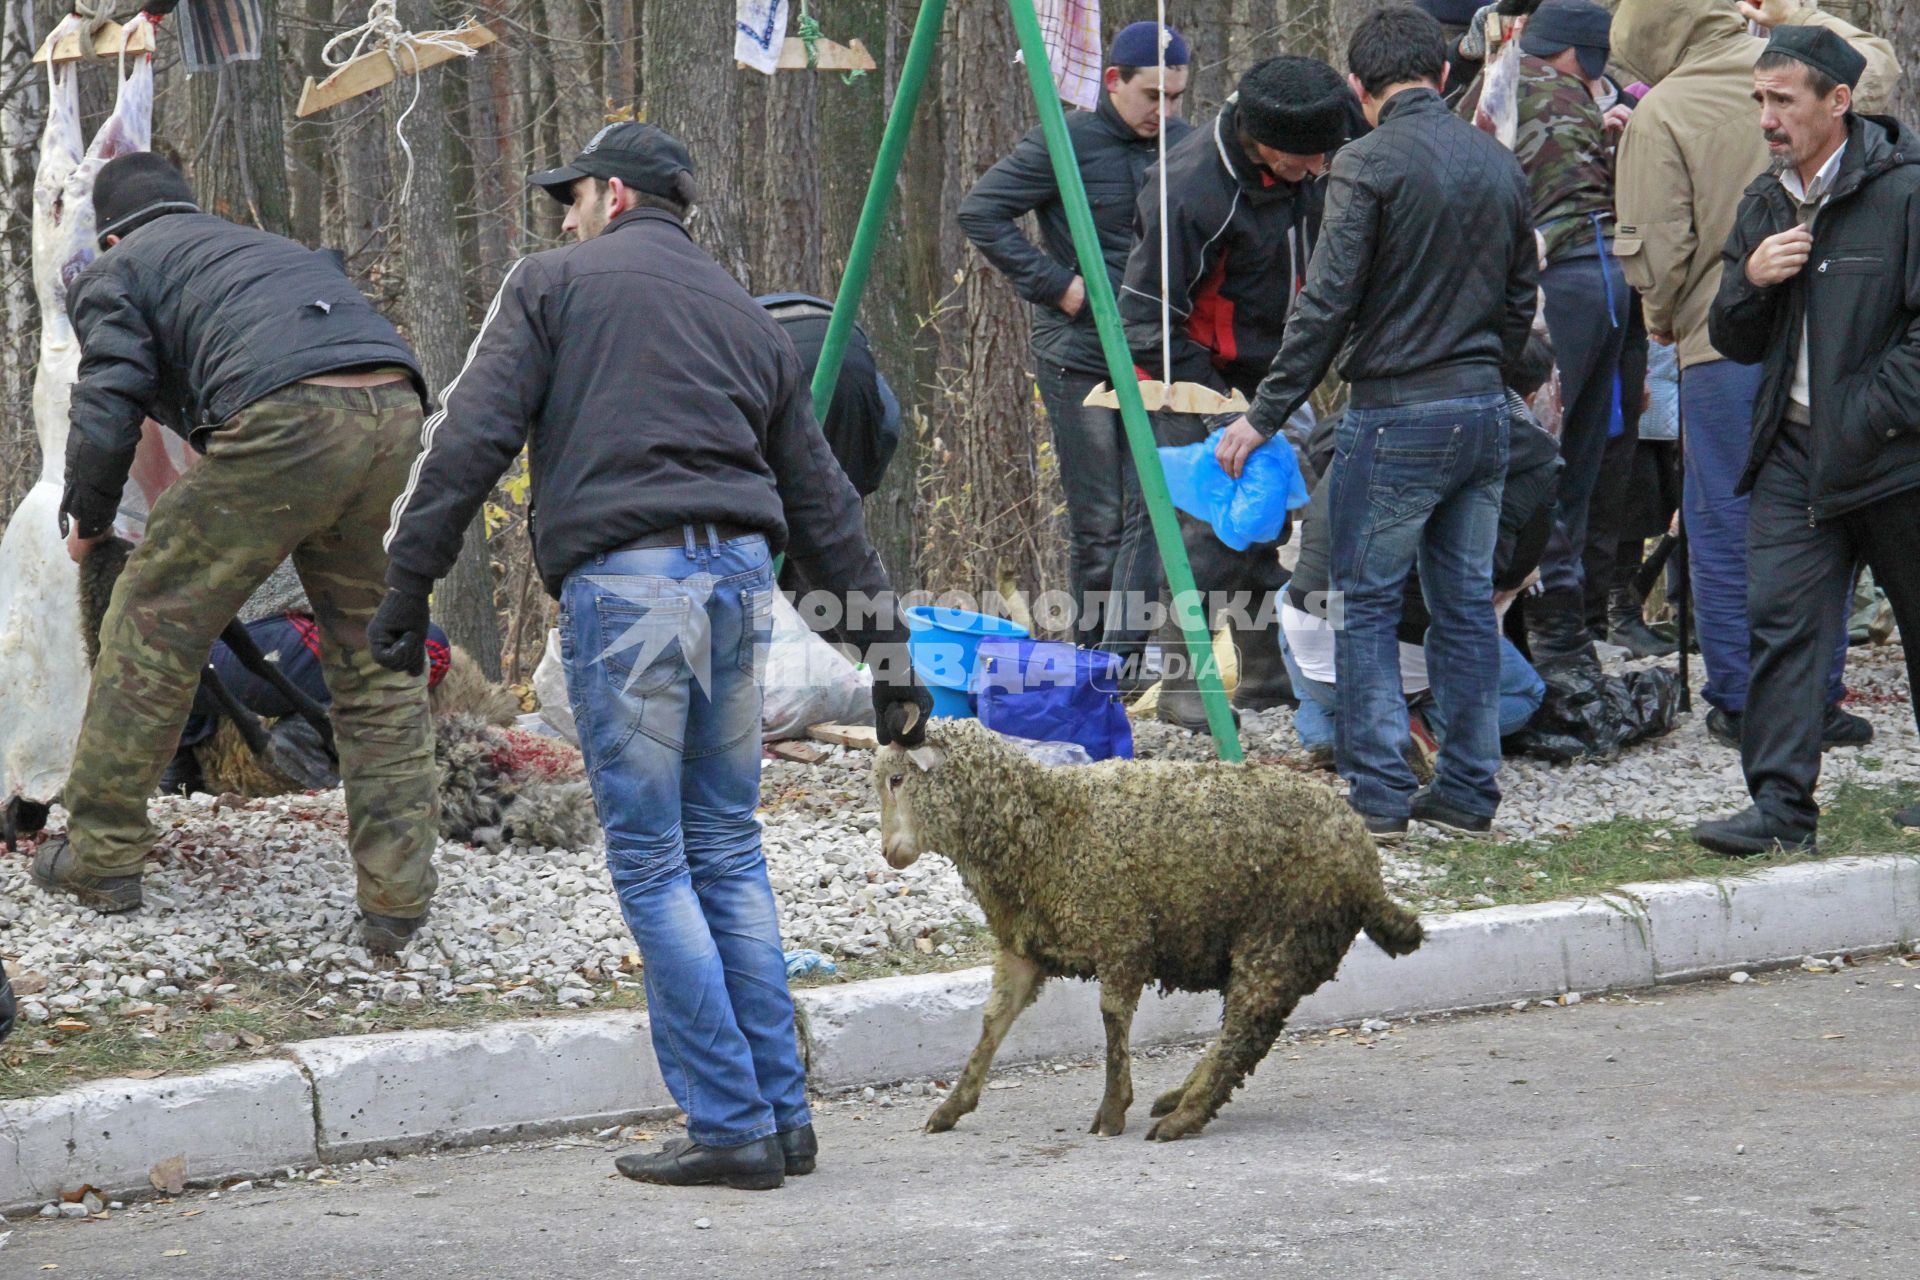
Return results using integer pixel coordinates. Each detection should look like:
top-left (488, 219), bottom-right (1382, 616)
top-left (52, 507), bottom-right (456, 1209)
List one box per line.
top-left (1362, 893), bottom-right (1425, 957)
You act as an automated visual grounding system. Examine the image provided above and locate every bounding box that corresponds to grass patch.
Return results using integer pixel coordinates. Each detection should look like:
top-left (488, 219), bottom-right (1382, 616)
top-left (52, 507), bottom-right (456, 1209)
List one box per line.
top-left (1, 924), bottom-right (997, 1102)
top-left (1412, 780), bottom-right (1920, 908)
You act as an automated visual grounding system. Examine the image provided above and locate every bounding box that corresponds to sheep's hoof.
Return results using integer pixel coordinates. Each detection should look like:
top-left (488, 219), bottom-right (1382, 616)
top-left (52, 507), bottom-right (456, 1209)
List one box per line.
top-left (1145, 1111), bottom-right (1206, 1142)
top-left (1149, 1087), bottom-right (1186, 1118)
top-left (925, 1105), bottom-right (964, 1134)
top-left (1088, 1112), bottom-right (1127, 1138)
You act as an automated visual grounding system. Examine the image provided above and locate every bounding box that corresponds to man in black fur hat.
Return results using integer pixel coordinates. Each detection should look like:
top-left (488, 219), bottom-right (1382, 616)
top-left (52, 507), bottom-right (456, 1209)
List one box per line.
top-left (1109, 54), bottom-right (1358, 732)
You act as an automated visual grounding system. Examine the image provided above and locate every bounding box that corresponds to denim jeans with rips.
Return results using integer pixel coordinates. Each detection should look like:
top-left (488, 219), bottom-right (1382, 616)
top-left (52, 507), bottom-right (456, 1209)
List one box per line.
top-left (558, 526), bottom-right (809, 1149)
top-left (1328, 394), bottom-right (1509, 822)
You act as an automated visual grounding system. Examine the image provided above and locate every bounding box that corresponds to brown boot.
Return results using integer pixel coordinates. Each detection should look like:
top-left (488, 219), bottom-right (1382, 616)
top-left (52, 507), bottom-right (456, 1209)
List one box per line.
top-left (31, 836), bottom-right (143, 914)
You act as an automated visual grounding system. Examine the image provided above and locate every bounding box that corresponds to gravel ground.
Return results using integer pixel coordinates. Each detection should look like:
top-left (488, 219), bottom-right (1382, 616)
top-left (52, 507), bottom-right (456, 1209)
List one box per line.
top-left (0, 643), bottom-right (1911, 1033)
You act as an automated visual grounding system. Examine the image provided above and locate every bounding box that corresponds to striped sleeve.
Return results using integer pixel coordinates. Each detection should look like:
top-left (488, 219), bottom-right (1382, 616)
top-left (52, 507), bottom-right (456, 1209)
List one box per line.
top-left (382, 256), bottom-right (551, 592)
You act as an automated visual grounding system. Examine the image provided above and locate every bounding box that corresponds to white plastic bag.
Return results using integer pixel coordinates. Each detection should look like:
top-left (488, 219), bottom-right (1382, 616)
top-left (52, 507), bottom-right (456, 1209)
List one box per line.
top-left (761, 591), bottom-right (871, 741)
top-left (532, 628), bottom-right (578, 744)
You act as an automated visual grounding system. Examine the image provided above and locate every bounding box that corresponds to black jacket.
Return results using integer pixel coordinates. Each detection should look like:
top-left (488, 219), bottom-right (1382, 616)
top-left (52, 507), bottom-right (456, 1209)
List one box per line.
top-left (1289, 401), bottom-right (1562, 644)
top-left (1118, 102), bottom-right (1323, 395)
top-left (1245, 88), bottom-right (1537, 437)
top-left (383, 208), bottom-right (889, 607)
top-left (1709, 113), bottom-right (1920, 521)
top-left (958, 95), bottom-right (1191, 378)
top-left (62, 212), bottom-right (426, 537)
top-left (758, 293), bottom-right (901, 497)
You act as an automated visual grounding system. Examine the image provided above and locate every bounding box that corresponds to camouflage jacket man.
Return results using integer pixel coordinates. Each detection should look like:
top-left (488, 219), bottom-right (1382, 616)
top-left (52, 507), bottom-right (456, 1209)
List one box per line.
top-left (1512, 54), bottom-right (1615, 265)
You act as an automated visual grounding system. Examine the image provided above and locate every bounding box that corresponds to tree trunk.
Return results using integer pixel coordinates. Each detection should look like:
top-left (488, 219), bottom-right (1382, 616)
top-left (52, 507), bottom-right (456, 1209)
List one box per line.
top-left (1861, 0), bottom-right (1918, 126)
top-left (187, 0), bottom-right (293, 235)
top-left (387, 0), bottom-right (503, 678)
top-left (643, 0), bottom-right (751, 281)
top-left (602, 0), bottom-right (634, 113)
top-left (288, 0), bottom-right (332, 245)
top-left (0, 0), bottom-right (41, 523)
top-left (922, 0), bottom-right (1060, 613)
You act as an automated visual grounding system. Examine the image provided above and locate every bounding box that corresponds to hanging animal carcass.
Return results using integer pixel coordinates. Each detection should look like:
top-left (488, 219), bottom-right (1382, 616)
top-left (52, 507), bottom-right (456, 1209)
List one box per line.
top-left (0, 17), bottom-right (189, 842)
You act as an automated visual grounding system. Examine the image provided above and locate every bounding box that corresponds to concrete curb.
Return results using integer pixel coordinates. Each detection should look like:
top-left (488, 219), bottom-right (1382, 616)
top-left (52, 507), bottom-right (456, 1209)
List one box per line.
top-left (5, 854), bottom-right (1916, 1212)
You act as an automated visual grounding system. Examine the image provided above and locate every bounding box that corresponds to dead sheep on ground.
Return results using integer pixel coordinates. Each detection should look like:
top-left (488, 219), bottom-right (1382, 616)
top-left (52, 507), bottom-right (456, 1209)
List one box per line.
top-left (874, 719), bottom-right (1424, 1142)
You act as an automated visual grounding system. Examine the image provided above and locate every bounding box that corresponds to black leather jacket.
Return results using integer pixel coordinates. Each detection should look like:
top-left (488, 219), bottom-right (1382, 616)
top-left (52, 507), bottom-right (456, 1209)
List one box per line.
top-left (1245, 88), bottom-right (1537, 437)
top-left (1710, 112), bottom-right (1920, 521)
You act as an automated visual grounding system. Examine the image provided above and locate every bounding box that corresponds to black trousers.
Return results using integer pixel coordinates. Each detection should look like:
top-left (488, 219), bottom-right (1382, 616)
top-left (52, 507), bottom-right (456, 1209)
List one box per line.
top-left (1744, 437), bottom-right (1920, 833)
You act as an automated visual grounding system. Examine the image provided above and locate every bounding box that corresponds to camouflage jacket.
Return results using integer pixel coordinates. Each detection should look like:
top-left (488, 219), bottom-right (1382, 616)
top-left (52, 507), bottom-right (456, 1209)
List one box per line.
top-left (1512, 55), bottom-right (1613, 265)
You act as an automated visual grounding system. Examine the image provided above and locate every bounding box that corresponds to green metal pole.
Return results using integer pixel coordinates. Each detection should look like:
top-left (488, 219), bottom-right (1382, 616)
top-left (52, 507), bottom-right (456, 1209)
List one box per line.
top-left (809, 0), bottom-right (946, 416)
top-left (1003, 0), bottom-right (1241, 762)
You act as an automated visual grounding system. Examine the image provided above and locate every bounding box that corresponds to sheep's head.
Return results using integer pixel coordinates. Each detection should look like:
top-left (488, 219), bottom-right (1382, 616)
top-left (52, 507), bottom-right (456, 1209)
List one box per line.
top-left (873, 741), bottom-right (947, 869)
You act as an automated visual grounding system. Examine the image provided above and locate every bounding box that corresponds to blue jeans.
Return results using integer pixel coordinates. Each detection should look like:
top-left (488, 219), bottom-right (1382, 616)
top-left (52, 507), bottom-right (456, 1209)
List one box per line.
top-left (1537, 253), bottom-right (1629, 595)
top-left (558, 528), bottom-right (809, 1149)
top-left (1329, 394), bottom-right (1508, 821)
top-left (1281, 629), bottom-right (1542, 749)
top-left (1681, 359), bottom-right (1847, 713)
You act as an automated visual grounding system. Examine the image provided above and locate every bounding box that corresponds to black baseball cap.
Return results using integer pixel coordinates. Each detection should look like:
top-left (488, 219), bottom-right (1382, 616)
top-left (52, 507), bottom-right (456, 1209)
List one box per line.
top-left (1764, 25), bottom-right (1867, 92)
top-left (528, 122), bottom-right (695, 205)
top-left (1519, 0), bottom-right (1612, 82)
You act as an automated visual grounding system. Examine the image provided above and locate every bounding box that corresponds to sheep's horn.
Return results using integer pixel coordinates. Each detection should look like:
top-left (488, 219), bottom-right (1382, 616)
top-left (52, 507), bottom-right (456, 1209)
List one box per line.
top-left (908, 745), bottom-right (943, 772)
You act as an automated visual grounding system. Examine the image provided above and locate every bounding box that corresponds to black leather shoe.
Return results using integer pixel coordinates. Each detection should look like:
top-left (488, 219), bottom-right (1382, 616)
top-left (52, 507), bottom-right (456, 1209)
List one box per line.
top-left (361, 911), bottom-right (426, 957)
top-left (1411, 787), bottom-right (1493, 837)
top-left (1358, 812), bottom-right (1408, 843)
top-left (1705, 707), bottom-right (1743, 750)
top-left (31, 836), bottom-right (143, 913)
top-left (616, 1136), bottom-right (784, 1190)
top-left (1692, 806), bottom-right (1817, 858)
top-left (1822, 705), bottom-right (1873, 750)
top-left (778, 1124), bottom-right (818, 1176)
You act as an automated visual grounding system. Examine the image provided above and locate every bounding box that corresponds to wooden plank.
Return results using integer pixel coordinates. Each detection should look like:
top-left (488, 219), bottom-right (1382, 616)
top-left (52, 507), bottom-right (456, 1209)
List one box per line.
top-left (1081, 380), bottom-right (1250, 415)
top-left (769, 740), bottom-right (832, 765)
top-left (768, 35), bottom-right (877, 71)
top-left (295, 21), bottom-right (496, 118)
top-left (806, 723), bottom-right (879, 750)
top-left (33, 18), bottom-right (156, 66)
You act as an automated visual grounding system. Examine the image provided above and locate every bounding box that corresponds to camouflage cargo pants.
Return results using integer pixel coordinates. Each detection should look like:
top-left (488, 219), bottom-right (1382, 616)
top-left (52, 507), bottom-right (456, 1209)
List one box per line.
top-left (65, 381), bottom-right (440, 917)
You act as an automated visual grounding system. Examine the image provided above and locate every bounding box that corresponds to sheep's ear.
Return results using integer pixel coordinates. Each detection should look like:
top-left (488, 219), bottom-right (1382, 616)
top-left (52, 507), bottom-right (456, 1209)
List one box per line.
top-left (908, 745), bottom-right (944, 773)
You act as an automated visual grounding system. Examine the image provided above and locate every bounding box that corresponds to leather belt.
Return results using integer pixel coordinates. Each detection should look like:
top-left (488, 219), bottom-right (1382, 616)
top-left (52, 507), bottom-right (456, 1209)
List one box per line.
top-left (1348, 364), bottom-right (1503, 410)
top-left (618, 522), bottom-right (763, 551)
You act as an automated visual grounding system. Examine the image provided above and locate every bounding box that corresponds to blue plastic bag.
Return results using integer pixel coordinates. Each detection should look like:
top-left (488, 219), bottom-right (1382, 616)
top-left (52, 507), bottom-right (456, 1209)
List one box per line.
top-left (1158, 428), bottom-right (1310, 550)
top-left (973, 639), bottom-right (1134, 762)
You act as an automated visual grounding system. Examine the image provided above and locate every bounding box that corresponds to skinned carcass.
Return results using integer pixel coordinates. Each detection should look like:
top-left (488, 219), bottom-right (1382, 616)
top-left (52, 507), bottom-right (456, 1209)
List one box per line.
top-left (0, 18), bottom-right (179, 839)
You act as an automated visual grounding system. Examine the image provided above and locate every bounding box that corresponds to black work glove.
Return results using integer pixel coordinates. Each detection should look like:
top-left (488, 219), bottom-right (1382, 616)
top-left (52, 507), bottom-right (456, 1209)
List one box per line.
top-left (368, 584), bottom-right (432, 676)
top-left (861, 636), bottom-right (933, 748)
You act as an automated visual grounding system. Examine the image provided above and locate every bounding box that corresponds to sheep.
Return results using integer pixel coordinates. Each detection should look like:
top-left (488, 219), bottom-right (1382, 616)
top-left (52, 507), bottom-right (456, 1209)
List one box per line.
top-left (873, 719), bottom-right (1424, 1142)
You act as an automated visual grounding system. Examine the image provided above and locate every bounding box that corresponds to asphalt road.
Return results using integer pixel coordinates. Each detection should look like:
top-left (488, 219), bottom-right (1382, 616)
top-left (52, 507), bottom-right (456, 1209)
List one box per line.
top-left (7, 957), bottom-right (1918, 1279)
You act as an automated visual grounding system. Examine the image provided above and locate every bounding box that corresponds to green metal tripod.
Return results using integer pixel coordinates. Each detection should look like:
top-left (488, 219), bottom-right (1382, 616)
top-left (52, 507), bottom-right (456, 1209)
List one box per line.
top-left (805, 0), bottom-right (1243, 762)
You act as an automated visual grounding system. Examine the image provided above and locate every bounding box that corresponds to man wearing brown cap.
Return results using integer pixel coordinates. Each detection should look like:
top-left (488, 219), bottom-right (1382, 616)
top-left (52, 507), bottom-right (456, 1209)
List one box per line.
top-left (377, 122), bottom-right (932, 1189)
top-left (1696, 27), bottom-right (1920, 854)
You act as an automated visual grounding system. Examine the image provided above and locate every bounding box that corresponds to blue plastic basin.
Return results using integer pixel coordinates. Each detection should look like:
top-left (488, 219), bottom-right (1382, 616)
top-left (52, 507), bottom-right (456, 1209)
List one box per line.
top-left (904, 606), bottom-right (1030, 717)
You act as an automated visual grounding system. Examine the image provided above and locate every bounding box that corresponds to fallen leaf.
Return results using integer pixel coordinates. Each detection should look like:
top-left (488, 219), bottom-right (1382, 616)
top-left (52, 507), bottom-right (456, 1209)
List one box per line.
top-left (51, 1019), bottom-right (90, 1033)
top-left (180, 1210), bottom-right (202, 1219)
top-left (301, 1010), bottom-right (328, 1022)
top-left (40, 1264), bottom-right (57, 1270)
top-left (163, 1250), bottom-right (187, 1258)
top-left (1822, 1033), bottom-right (1846, 1040)
top-left (1328, 1027), bottom-right (1351, 1037)
top-left (59, 1185), bottom-right (98, 1204)
top-left (237, 1031), bottom-right (265, 1049)
top-left (125, 1069), bottom-right (165, 1080)
top-left (200, 1032), bottom-right (238, 1053)
top-left (150, 1156), bottom-right (187, 1196)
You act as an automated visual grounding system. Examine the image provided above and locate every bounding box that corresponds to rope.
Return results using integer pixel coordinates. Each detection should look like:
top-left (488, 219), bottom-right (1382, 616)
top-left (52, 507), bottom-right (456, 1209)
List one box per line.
top-left (1156, 2), bottom-right (1170, 387)
top-left (322, 0), bottom-right (479, 204)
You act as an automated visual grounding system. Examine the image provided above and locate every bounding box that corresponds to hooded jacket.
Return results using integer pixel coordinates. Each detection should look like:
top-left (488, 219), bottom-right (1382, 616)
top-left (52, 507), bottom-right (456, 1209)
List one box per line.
top-left (1709, 112), bottom-right (1920, 521)
top-left (1612, 0), bottom-right (1900, 370)
top-left (1118, 101), bottom-right (1324, 394)
top-left (958, 93), bottom-right (1191, 378)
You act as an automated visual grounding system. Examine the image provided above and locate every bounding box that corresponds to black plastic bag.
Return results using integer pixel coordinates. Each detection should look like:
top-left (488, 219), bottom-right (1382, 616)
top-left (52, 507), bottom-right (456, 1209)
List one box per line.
top-left (1506, 656), bottom-right (1682, 764)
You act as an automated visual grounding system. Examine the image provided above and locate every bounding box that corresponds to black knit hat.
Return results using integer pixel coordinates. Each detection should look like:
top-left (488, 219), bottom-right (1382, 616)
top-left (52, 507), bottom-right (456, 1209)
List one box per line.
top-left (93, 152), bottom-right (199, 249)
top-left (1764, 25), bottom-right (1867, 92)
top-left (1236, 55), bottom-right (1352, 156)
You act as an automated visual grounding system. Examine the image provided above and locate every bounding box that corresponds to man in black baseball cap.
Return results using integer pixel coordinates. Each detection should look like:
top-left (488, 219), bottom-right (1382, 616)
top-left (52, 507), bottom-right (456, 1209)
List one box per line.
top-left (1518, 0), bottom-right (1613, 82)
top-left (376, 123), bottom-right (931, 1191)
top-left (527, 121), bottom-right (699, 242)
